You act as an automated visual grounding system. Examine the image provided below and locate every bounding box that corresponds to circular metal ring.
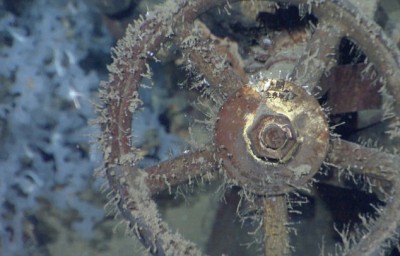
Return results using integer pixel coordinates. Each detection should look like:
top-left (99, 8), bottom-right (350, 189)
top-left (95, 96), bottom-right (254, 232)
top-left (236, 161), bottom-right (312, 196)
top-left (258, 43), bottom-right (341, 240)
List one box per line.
top-left (97, 0), bottom-right (400, 255)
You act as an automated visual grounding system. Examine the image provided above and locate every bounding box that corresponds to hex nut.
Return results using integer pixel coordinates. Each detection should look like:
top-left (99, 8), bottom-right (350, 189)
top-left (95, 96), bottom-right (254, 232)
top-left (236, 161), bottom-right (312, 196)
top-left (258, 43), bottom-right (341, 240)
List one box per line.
top-left (247, 114), bottom-right (298, 161)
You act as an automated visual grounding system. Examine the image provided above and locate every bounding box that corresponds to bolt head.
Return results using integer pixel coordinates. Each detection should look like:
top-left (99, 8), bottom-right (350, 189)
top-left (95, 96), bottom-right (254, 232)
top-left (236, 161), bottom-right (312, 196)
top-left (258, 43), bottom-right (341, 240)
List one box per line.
top-left (260, 124), bottom-right (288, 150)
top-left (248, 114), bottom-right (298, 162)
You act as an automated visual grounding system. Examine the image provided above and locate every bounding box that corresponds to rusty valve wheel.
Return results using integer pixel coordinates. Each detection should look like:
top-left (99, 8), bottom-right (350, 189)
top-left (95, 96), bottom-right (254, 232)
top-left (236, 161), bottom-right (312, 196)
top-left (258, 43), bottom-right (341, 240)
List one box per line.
top-left (95, 0), bottom-right (400, 255)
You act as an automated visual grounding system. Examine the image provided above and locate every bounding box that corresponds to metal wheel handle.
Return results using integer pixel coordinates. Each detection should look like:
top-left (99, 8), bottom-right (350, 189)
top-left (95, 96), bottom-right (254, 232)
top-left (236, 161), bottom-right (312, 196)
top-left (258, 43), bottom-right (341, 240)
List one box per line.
top-left (95, 0), bottom-right (400, 255)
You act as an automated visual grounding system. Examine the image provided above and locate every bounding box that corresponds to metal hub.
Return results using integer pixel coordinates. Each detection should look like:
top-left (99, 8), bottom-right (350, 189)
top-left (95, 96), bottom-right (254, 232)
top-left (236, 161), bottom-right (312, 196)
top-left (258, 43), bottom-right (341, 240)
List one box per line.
top-left (215, 79), bottom-right (329, 195)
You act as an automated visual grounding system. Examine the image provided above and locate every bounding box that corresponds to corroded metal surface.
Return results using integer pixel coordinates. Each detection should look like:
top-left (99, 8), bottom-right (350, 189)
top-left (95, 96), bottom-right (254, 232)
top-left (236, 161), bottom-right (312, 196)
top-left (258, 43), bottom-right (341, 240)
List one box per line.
top-left (327, 139), bottom-right (397, 185)
top-left (247, 114), bottom-right (298, 161)
top-left (289, 19), bottom-right (343, 93)
top-left (264, 196), bottom-right (289, 256)
top-left (215, 79), bottom-right (329, 195)
top-left (145, 149), bottom-right (217, 195)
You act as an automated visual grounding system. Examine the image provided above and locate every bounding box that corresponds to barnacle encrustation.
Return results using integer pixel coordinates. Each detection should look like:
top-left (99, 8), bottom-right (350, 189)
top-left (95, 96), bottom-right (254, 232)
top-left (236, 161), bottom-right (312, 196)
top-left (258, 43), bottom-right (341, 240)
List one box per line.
top-left (95, 0), bottom-right (400, 255)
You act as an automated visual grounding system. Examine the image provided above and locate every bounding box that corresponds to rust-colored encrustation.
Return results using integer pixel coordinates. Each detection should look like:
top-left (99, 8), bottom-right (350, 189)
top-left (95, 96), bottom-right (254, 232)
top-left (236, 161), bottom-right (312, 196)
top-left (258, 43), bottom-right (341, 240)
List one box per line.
top-left (215, 79), bottom-right (329, 195)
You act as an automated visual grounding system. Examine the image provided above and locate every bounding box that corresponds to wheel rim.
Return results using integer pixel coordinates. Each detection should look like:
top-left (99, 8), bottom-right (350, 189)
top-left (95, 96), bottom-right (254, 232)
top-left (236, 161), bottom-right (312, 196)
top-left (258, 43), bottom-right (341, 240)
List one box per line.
top-left (95, 1), bottom-right (400, 255)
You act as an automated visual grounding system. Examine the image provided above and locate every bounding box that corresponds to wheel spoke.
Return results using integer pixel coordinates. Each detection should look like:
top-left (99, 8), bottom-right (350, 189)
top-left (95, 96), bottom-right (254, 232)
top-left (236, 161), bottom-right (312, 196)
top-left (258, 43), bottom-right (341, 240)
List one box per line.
top-left (326, 139), bottom-right (399, 184)
top-left (145, 148), bottom-right (217, 195)
top-left (177, 20), bottom-right (248, 98)
top-left (325, 139), bottom-right (400, 255)
top-left (290, 20), bottom-right (343, 93)
top-left (263, 195), bottom-right (289, 256)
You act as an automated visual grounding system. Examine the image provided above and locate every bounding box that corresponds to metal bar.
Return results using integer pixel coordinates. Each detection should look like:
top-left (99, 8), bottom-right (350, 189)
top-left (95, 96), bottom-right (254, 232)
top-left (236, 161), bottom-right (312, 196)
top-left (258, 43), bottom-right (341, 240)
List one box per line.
top-left (264, 195), bottom-right (289, 256)
top-left (289, 19), bottom-right (343, 93)
top-left (145, 148), bottom-right (218, 195)
top-left (326, 139), bottom-right (398, 183)
top-left (177, 20), bottom-right (248, 99)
